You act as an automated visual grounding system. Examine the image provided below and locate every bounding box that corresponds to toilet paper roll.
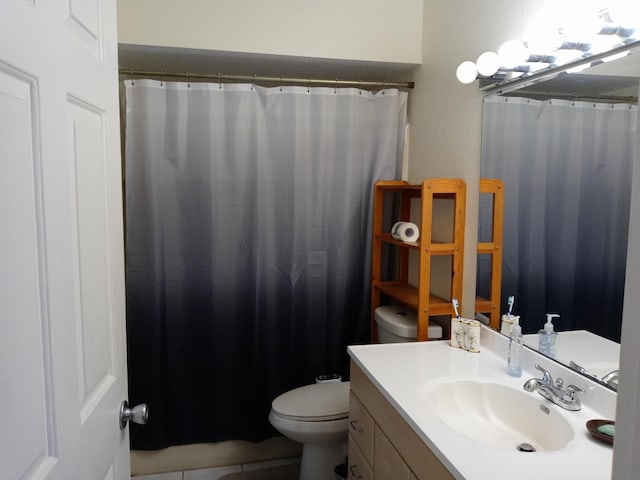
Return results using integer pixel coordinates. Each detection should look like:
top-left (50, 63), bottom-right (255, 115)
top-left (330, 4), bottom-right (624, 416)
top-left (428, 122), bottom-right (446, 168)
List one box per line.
top-left (391, 221), bottom-right (420, 243)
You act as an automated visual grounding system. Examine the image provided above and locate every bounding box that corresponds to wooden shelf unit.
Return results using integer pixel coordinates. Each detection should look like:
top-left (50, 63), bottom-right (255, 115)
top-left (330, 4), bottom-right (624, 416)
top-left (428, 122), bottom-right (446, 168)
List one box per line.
top-left (370, 179), bottom-right (466, 342)
top-left (475, 178), bottom-right (504, 330)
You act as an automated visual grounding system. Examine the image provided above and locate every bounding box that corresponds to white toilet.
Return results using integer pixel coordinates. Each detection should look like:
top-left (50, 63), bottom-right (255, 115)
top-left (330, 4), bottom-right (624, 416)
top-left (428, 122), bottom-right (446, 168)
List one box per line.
top-left (269, 381), bottom-right (350, 480)
top-left (269, 305), bottom-right (439, 480)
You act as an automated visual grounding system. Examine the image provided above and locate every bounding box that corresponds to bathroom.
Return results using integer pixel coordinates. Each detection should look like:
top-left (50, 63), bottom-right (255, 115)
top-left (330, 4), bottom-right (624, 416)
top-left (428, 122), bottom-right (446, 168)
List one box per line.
top-left (116, 0), bottom-right (640, 478)
top-left (2, 0), bottom-right (639, 479)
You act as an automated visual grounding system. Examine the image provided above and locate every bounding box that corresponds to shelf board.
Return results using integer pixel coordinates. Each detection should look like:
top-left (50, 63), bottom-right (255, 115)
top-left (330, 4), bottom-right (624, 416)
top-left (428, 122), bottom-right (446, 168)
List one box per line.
top-left (477, 242), bottom-right (497, 255)
top-left (374, 281), bottom-right (454, 315)
top-left (475, 296), bottom-right (492, 313)
top-left (376, 234), bottom-right (457, 255)
top-left (374, 181), bottom-right (422, 196)
top-left (377, 233), bottom-right (419, 249)
top-left (429, 243), bottom-right (458, 255)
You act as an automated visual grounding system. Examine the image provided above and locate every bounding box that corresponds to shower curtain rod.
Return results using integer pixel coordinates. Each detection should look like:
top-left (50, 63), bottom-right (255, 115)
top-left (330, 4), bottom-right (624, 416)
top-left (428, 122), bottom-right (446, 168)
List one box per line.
top-left (501, 91), bottom-right (638, 104)
top-left (119, 68), bottom-right (415, 90)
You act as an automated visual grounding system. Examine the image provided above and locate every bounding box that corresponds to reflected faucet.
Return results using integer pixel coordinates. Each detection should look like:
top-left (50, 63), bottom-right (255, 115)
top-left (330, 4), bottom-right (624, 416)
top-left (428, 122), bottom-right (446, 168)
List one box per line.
top-left (569, 360), bottom-right (586, 375)
top-left (523, 364), bottom-right (583, 411)
top-left (601, 370), bottom-right (619, 391)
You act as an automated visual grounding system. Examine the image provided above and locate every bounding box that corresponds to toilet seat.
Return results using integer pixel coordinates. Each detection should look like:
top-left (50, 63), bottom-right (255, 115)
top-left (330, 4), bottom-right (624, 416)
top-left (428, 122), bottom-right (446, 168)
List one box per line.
top-left (271, 382), bottom-right (350, 422)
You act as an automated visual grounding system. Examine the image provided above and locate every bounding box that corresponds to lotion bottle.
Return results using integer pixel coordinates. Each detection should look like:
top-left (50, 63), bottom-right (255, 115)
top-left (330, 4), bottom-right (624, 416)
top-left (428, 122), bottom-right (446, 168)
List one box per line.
top-left (538, 314), bottom-right (559, 358)
top-left (507, 323), bottom-right (523, 377)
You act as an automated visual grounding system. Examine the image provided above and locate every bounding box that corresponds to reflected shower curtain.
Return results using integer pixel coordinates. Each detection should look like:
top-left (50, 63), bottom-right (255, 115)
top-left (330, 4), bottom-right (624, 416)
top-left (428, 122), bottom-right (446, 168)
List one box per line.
top-left (480, 96), bottom-right (636, 341)
top-left (124, 80), bottom-right (407, 449)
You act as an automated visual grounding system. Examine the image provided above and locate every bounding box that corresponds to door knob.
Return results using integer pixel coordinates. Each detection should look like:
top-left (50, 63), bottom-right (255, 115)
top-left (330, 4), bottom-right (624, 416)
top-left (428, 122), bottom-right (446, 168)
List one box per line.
top-left (119, 400), bottom-right (149, 430)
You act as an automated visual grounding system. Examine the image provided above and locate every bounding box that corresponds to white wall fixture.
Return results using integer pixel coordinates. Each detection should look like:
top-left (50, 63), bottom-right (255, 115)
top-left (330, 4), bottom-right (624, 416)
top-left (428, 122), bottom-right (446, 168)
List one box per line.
top-left (476, 51), bottom-right (501, 76)
top-left (497, 40), bottom-right (528, 69)
top-left (455, 3), bottom-right (640, 84)
top-left (456, 61), bottom-right (478, 84)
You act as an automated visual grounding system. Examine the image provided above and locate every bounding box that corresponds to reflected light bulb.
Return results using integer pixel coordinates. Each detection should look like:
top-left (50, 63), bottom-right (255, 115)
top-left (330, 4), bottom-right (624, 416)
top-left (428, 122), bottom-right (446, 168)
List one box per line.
top-left (562, 9), bottom-right (603, 40)
top-left (498, 40), bottom-right (528, 69)
top-left (456, 61), bottom-right (478, 84)
top-left (476, 51), bottom-right (501, 76)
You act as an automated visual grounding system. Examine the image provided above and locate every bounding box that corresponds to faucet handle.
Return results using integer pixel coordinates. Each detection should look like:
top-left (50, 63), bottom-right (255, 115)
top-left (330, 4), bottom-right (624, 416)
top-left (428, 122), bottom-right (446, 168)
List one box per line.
top-left (534, 364), bottom-right (553, 384)
top-left (565, 384), bottom-right (584, 401)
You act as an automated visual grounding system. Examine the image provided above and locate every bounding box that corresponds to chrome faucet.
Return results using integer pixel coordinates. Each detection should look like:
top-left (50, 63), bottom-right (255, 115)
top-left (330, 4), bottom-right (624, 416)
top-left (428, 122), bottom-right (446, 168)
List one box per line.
top-left (601, 370), bottom-right (619, 391)
top-left (523, 364), bottom-right (583, 411)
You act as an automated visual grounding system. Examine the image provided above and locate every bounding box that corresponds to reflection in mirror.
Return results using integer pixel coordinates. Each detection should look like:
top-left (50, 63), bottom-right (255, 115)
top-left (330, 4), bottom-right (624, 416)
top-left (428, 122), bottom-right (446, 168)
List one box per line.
top-left (480, 94), bottom-right (634, 341)
top-left (523, 330), bottom-right (620, 390)
top-left (477, 47), bottom-right (639, 390)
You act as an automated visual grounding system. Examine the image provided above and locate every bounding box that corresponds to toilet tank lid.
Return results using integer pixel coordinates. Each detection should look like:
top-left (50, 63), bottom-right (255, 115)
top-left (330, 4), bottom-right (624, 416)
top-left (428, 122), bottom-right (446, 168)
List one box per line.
top-left (271, 382), bottom-right (350, 421)
top-left (374, 305), bottom-right (443, 338)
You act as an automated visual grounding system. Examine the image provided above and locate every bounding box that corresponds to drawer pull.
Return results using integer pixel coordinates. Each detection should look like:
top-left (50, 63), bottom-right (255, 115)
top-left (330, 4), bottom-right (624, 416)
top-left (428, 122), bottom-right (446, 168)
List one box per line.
top-left (349, 464), bottom-right (363, 479)
top-left (350, 420), bottom-right (364, 433)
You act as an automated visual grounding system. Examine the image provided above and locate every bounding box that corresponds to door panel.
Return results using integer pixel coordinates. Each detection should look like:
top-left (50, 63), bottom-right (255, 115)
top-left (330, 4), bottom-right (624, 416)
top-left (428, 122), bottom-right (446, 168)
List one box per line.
top-left (0, 60), bottom-right (58, 480)
top-left (67, 96), bottom-right (117, 420)
top-left (0, 0), bottom-right (129, 479)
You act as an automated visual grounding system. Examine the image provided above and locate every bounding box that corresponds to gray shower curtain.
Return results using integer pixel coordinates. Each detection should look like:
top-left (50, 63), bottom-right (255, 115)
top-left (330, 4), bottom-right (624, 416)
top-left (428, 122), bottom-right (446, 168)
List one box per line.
top-left (123, 80), bottom-right (407, 449)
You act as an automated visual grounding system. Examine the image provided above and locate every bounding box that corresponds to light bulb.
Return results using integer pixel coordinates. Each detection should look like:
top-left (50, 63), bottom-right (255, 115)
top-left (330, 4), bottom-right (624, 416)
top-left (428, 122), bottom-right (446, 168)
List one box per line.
top-left (476, 51), bottom-right (501, 76)
top-left (456, 61), bottom-right (478, 84)
top-left (498, 40), bottom-right (528, 69)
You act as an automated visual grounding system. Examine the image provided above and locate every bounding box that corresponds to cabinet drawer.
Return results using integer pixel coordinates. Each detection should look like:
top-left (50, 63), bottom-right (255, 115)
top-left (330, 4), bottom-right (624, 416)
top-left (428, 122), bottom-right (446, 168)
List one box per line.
top-left (373, 425), bottom-right (411, 480)
top-left (349, 392), bottom-right (374, 464)
top-left (348, 434), bottom-right (373, 480)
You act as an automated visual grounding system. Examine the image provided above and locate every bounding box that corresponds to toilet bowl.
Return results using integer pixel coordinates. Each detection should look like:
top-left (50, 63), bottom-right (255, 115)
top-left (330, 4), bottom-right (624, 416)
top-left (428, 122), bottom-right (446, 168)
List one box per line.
top-left (269, 381), bottom-right (350, 480)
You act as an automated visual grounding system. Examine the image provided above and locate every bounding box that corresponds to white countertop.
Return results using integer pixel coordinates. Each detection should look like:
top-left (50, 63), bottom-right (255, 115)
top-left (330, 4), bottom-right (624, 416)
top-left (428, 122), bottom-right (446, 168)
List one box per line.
top-left (347, 327), bottom-right (616, 480)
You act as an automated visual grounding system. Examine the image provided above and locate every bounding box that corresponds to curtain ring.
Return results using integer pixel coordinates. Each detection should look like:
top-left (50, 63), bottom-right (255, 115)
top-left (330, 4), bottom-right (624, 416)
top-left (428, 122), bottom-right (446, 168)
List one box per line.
top-left (218, 72), bottom-right (222, 89)
top-left (130, 68), bottom-right (135, 86)
top-left (251, 74), bottom-right (256, 91)
top-left (307, 76), bottom-right (311, 93)
top-left (358, 79), bottom-right (362, 95)
top-left (334, 77), bottom-right (338, 95)
top-left (382, 81), bottom-right (386, 94)
top-left (160, 69), bottom-right (164, 87)
top-left (186, 71), bottom-right (191, 88)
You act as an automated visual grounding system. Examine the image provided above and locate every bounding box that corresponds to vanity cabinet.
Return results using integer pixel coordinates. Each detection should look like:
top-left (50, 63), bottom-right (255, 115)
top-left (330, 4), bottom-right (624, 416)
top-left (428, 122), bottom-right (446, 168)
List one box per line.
top-left (348, 360), bottom-right (455, 480)
top-left (370, 179), bottom-right (466, 341)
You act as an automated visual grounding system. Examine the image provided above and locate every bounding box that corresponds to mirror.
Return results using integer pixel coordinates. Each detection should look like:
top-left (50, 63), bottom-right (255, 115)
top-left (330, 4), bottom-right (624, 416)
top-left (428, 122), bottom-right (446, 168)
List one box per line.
top-left (477, 42), bottom-right (640, 390)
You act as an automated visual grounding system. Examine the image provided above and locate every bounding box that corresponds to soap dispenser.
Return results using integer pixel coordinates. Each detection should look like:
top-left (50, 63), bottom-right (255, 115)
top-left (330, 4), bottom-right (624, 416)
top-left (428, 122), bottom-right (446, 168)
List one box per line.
top-left (538, 314), bottom-right (559, 358)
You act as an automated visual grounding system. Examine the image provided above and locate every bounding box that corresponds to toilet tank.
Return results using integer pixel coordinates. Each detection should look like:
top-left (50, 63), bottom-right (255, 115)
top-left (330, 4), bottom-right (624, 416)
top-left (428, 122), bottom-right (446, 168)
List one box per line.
top-left (374, 305), bottom-right (443, 343)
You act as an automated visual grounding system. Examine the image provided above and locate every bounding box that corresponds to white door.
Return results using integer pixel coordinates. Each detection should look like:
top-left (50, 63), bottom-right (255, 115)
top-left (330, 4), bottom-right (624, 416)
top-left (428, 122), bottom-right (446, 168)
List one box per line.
top-left (1, 1), bottom-right (131, 479)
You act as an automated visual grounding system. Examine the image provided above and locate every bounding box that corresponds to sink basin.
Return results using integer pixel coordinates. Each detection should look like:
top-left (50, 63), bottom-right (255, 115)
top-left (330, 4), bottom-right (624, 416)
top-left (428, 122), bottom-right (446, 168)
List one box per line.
top-left (423, 379), bottom-right (575, 451)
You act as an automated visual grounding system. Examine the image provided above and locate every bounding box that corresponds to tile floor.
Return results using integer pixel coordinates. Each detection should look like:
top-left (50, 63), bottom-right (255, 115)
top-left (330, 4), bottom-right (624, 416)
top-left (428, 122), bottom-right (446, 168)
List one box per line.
top-left (133, 457), bottom-right (299, 480)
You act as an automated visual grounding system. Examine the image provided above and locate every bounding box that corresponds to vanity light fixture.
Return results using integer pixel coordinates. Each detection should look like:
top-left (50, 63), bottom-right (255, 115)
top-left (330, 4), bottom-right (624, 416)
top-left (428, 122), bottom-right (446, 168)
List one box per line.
top-left (456, 4), bottom-right (639, 85)
top-left (476, 51), bottom-right (501, 77)
top-left (456, 60), bottom-right (478, 84)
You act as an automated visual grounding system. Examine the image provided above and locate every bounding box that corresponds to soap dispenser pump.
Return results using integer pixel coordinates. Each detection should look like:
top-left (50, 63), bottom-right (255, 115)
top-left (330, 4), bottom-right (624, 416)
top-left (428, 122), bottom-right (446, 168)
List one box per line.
top-left (538, 314), bottom-right (559, 358)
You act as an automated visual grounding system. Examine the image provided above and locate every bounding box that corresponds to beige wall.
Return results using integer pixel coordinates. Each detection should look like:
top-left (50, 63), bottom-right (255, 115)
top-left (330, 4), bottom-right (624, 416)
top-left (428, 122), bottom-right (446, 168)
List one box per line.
top-left (117, 0), bottom-right (423, 64)
top-left (410, 0), bottom-right (556, 317)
